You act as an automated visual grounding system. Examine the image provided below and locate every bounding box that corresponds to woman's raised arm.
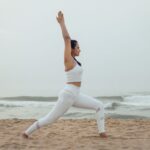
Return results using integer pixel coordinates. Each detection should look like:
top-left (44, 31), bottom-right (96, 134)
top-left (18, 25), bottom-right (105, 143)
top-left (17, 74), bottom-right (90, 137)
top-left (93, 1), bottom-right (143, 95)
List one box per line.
top-left (56, 11), bottom-right (72, 62)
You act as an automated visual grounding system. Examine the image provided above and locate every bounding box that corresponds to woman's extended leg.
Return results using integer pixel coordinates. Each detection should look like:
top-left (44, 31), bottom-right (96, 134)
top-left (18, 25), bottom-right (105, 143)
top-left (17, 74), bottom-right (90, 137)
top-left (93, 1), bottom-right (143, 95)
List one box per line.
top-left (23, 90), bottom-right (74, 137)
top-left (73, 92), bottom-right (105, 134)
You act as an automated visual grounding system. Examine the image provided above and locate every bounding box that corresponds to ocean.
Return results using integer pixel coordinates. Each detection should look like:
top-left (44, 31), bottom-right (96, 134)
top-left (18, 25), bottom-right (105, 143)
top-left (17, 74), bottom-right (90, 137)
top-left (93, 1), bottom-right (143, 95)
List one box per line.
top-left (0, 94), bottom-right (150, 120)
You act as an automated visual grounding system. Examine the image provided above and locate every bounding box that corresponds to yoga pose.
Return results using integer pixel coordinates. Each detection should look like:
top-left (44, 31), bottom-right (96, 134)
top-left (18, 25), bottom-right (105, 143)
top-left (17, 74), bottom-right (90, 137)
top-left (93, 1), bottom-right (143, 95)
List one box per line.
top-left (22, 11), bottom-right (107, 138)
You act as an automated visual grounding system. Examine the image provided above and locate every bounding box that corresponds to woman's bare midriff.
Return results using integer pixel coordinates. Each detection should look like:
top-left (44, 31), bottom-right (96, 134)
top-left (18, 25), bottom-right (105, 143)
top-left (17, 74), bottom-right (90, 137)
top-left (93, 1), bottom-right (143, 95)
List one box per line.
top-left (66, 82), bottom-right (81, 87)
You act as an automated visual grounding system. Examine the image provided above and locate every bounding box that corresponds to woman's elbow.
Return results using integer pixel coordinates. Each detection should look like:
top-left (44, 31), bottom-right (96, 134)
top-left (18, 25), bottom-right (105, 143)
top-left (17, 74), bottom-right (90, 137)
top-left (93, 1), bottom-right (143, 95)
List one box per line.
top-left (64, 36), bottom-right (71, 41)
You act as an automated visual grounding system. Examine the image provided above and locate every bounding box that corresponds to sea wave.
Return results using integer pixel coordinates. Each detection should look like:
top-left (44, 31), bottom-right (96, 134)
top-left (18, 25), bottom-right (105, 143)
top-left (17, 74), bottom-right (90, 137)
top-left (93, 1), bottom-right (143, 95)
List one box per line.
top-left (122, 95), bottom-right (150, 106)
top-left (0, 96), bottom-right (57, 101)
top-left (0, 100), bottom-right (56, 108)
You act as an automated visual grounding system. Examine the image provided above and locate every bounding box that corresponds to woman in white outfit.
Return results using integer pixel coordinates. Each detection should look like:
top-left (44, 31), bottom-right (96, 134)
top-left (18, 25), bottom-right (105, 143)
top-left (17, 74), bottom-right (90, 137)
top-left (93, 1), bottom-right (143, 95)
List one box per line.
top-left (22, 11), bottom-right (107, 138)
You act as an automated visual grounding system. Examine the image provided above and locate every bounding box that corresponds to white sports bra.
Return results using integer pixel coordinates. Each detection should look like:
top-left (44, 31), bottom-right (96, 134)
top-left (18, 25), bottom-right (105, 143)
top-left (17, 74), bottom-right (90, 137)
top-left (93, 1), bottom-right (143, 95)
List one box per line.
top-left (65, 62), bottom-right (83, 82)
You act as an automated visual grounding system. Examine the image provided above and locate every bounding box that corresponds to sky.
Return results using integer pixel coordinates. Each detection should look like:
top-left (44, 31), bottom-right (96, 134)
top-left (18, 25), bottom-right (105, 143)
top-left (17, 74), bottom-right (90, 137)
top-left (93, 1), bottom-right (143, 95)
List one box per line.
top-left (0, 0), bottom-right (150, 97)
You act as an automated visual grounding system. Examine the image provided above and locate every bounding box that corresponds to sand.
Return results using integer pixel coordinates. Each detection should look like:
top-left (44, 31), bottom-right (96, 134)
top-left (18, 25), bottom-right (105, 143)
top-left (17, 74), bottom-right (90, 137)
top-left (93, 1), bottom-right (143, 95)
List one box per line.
top-left (0, 118), bottom-right (150, 150)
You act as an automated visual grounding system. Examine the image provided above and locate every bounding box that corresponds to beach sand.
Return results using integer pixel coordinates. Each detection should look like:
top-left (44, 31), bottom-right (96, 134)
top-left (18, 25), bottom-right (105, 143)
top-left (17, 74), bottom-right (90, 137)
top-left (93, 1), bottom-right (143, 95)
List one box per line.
top-left (0, 118), bottom-right (150, 150)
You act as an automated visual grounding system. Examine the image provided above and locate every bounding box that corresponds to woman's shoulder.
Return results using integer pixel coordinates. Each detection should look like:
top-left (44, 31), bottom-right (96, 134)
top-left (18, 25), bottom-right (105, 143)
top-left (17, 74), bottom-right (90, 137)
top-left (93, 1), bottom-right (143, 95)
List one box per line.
top-left (64, 58), bottom-right (76, 72)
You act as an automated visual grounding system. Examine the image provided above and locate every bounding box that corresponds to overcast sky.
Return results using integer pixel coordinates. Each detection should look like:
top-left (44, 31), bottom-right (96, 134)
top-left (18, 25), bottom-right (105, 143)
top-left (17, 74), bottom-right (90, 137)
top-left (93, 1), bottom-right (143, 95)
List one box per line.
top-left (0, 0), bottom-right (150, 97)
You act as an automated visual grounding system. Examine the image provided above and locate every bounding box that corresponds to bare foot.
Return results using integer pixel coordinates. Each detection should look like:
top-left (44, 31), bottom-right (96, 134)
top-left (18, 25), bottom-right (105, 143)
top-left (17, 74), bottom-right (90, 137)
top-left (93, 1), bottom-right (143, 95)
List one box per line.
top-left (99, 132), bottom-right (108, 138)
top-left (22, 132), bottom-right (29, 139)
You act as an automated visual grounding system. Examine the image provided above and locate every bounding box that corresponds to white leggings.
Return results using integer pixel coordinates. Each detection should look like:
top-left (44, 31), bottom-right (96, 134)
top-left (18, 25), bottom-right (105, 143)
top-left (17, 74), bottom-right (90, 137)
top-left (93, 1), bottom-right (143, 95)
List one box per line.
top-left (25, 84), bottom-right (105, 135)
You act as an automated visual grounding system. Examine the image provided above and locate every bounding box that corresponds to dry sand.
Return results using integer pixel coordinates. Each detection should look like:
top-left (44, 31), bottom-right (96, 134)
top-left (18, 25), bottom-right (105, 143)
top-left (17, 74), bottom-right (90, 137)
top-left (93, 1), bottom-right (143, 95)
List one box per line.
top-left (0, 118), bottom-right (150, 150)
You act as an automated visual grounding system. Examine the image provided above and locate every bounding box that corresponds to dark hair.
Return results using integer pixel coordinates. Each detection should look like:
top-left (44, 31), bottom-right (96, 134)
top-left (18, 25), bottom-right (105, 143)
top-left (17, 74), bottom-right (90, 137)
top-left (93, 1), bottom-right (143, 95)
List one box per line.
top-left (71, 39), bottom-right (82, 66)
top-left (71, 40), bottom-right (78, 49)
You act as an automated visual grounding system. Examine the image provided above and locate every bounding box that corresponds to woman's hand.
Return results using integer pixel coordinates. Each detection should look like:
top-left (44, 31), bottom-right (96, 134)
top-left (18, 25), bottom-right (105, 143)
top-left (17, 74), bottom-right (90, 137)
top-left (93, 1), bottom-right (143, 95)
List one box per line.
top-left (56, 11), bottom-right (65, 24)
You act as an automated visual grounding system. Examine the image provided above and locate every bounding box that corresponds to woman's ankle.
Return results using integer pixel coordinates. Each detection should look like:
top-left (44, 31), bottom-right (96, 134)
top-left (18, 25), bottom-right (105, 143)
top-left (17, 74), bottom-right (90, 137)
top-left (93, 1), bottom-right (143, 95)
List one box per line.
top-left (99, 132), bottom-right (108, 138)
top-left (22, 132), bottom-right (29, 139)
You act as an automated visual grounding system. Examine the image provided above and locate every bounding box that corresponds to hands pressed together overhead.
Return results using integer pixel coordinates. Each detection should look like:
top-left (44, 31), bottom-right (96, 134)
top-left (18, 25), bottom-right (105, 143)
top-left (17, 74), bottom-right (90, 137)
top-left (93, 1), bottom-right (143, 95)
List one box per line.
top-left (56, 11), bottom-right (65, 24)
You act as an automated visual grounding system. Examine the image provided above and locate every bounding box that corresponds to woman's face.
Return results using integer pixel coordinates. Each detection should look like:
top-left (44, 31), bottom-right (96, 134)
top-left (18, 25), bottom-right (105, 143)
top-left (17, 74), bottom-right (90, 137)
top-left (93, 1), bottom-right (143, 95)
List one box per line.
top-left (72, 42), bottom-right (81, 56)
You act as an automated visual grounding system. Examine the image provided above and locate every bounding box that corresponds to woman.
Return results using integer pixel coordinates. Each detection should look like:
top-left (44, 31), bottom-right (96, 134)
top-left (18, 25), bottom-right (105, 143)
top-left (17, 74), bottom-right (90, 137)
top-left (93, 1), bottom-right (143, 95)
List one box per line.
top-left (22, 11), bottom-right (107, 138)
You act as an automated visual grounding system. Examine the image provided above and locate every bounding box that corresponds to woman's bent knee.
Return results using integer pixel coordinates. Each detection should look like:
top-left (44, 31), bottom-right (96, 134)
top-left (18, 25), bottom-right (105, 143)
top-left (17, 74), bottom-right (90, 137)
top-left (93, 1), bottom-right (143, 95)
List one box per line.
top-left (96, 101), bottom-right (104, 113)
